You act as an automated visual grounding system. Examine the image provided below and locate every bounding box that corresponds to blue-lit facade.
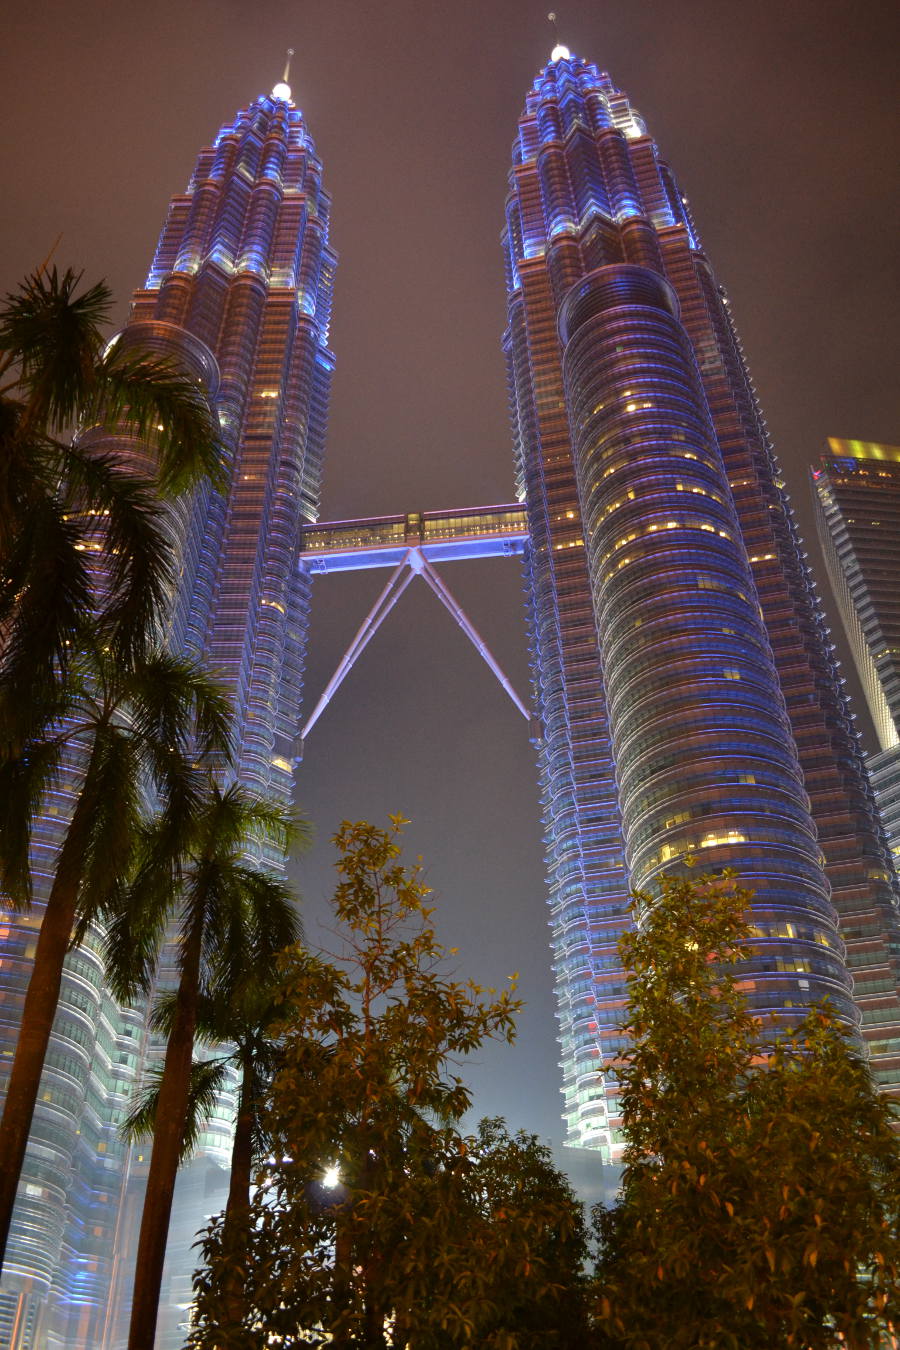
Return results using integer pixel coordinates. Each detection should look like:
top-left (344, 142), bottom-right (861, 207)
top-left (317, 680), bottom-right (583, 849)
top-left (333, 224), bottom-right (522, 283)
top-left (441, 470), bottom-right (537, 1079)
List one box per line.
top-left (131, 88), bottom-right (335, 809)
top-left (504, 51), bottom-right (900, 1154)
top-left (0, 82), bottom-right (335, 1347)
top-left (5, 45), bottom-right (900, 1346)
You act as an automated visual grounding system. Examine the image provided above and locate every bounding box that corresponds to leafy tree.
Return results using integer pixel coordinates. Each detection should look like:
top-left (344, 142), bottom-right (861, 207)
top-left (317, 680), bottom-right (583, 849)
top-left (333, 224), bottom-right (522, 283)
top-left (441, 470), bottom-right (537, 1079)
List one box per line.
top-left (593, 871), bottom-right (900, 1349)
top-left (0, 647), bottom-right (231, 1268)
top-left (106, 782), bottom-right (301, 1350)
top-left (189, 818), bottom-right (588, 1349)
top-left (0, 264), bottom-right (224, 745)
top-left (445, 1116), bottom-right (592, 1350)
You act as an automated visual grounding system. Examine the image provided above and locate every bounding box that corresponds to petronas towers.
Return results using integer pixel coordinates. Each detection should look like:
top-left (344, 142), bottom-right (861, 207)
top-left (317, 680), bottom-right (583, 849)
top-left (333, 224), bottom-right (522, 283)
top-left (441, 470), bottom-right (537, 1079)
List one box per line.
top-left (2, 42), bottom-right (899, 1348)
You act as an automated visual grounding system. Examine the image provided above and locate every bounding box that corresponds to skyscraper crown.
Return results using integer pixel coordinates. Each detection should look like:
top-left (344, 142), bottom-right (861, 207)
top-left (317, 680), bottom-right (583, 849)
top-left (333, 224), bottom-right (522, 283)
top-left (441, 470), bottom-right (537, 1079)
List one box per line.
top-left (145, 93), bottom-right (334, 339)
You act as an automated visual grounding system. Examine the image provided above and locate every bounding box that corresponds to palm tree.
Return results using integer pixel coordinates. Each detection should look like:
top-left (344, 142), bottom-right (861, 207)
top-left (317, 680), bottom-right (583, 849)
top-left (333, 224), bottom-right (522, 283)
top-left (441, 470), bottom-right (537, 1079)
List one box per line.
top-left (203, 978), bottom-right (289, 1236)
top-left (105, 782), bottom-right (302, 1350)
top-left (123, 1014), bottom-right (276, 1338)
top-left (0, 647), bottom-right (231, 1267)
top-left (124, 971), bottom-right (290, 1257)
top-left (0, 264), bottom-right (225, 747)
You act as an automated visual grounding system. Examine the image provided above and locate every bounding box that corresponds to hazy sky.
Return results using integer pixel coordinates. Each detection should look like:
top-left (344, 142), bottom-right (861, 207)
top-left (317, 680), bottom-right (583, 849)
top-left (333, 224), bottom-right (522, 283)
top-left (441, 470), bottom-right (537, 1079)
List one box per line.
top-left (3, 0), bottom-right (898, 1188)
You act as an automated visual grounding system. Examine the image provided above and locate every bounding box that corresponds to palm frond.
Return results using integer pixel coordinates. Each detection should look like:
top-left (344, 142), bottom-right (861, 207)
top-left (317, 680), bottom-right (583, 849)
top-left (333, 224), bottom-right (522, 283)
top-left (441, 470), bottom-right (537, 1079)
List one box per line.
top-left (53, 441), bottom-right (173, 664)
top-left (109, 782), bottom-right (301, 1079)
top-left (148, 756), bottom-right (209, 867)
top-left (207, 974), bottom-right (283, 1042)
top-left (148, 989), bottom-right (181, 1038)
top-left (211, 782), bottom-right (299, 858)
top-left (189, 674), bottom-right (235, 762)
top-left (211, 866), bottom-right (301, 995)
top-left (122, 1057), bottom-right (231, 1163)
top-left (150, 987), bottom-right (234, 1044)
top-left (0, 268), bottom-right (111, 431)
top-left (184, 988), bottom-right (241, 1044)
top-left (121, 1071), bottom-right (164, 1145)
top-left (246, 1044), bottom-right (278, 1162)
top-left (91, 344), bottom-right (226, 495)
top-left (125, 652), bottom-right (233, 765)
top-left (0, 403), bottom-right (54, 557)
top-left (0, 494), bottom-right (94, 742)
top-left (103, 819), bottom-right (181, 1001)
top-left (0, 735), bottom-right (65, 907)
top-left (70, 725), bottom-right (142, 944)
top-left (240, 868), bottom-right (303, 956)
top-left (104, 901), bottom-right (169, 1003)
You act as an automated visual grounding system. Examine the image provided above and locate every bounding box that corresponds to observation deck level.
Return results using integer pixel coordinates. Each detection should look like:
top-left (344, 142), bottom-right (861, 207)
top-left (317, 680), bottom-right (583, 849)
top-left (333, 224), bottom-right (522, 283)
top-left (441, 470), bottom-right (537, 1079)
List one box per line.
top-left (300, 502), bottom-right (528, 572)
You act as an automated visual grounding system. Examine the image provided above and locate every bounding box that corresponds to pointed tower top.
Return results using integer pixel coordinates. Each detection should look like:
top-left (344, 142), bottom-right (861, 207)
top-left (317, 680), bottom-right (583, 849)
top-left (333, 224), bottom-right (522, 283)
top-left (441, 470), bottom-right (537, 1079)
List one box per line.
top-left (547, 11), bottom-right (570, 62)
top-left (272, 47), bottom-right (294, 102)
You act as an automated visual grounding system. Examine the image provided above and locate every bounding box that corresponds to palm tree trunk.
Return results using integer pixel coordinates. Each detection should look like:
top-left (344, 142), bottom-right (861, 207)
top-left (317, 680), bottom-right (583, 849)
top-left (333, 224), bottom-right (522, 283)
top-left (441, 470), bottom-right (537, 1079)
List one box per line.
top-left (127, 925), bottom-right (201, 1350)
top-left (224, 1055), bottom-right (254, 1228)
top-left (0, 786), bottom-right (94, 1269)
top-left (217, 1053), bottom-right (255, 1332)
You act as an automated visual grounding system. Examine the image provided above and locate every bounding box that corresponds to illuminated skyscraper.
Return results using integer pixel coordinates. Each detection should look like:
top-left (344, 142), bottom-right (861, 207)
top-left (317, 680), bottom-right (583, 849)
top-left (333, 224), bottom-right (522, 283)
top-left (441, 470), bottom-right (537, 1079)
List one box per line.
top-left (813, 439), bottom-right (900, 869)
top-left (4, 42), bottom-right (900, 1348)
top-left (503, 48), bottom-right (900, 1154)
top-left (0, 72), bottom-right (335, 1347)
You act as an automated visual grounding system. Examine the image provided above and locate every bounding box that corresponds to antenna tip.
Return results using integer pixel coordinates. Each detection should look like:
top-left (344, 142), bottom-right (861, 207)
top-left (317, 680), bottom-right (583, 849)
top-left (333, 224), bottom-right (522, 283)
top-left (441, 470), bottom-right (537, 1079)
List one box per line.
top-left (274, 45), bottom-right (295, 100)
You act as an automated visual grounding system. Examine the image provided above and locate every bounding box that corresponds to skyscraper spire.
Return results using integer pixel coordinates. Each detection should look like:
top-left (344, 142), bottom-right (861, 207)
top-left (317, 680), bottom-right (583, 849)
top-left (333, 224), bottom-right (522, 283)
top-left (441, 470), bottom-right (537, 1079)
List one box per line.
top-left (547, 11), bottom-right (570, 62)
top-left (272, 46), bottom-right (295, 101)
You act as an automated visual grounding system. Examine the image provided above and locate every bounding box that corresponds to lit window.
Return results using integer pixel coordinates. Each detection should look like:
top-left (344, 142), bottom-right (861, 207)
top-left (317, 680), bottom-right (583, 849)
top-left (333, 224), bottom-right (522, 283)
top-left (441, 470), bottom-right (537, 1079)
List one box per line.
top-left (700, 829), bottom-right (747, 848)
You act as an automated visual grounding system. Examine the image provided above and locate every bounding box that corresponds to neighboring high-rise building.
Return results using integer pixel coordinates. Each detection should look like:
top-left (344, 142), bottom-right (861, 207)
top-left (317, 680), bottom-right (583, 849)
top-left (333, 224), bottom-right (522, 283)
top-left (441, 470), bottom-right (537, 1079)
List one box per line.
top-left (812, 439), bottom-right (900, 870)
top-left (0, 71), bottom-right (335, 1348)
top-left (502, 47), bottom-right (900, 1154)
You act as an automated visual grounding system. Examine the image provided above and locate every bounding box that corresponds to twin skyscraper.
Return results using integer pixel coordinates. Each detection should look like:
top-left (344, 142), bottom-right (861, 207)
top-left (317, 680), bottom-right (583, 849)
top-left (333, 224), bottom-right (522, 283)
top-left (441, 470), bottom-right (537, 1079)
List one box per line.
top-left (2, 44), bottom-right (899, 1349)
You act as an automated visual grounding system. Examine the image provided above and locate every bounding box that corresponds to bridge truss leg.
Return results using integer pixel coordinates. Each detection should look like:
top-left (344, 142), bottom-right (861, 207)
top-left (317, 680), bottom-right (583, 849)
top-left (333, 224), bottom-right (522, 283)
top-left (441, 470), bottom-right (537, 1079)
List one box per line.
top-left (299, 547), bottom-right (531, 753)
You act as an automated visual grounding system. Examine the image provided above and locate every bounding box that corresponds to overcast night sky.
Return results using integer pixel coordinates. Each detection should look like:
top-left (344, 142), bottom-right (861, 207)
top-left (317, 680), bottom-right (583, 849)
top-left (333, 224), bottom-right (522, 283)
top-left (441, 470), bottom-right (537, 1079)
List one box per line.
top-left (3, 0), bottom-right (899, 1186)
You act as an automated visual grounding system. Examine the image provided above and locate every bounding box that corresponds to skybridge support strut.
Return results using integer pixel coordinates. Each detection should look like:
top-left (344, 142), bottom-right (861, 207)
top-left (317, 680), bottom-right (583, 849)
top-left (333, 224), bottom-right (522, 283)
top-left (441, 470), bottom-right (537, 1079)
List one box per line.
top-left (298, 547), bottom-right (531, 753)
top-left (299, 551), bottom-right (417, 744)
top-left (417, 555), bottom-right (531, 721)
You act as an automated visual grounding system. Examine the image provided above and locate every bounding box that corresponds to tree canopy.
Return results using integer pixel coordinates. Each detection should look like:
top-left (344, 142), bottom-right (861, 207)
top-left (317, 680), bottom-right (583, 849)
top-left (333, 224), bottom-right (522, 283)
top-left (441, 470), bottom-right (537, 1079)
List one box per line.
top-left (593, 870), bottom-right (900, 1350)
top-left (189, 817), bottom-right (590, 1349)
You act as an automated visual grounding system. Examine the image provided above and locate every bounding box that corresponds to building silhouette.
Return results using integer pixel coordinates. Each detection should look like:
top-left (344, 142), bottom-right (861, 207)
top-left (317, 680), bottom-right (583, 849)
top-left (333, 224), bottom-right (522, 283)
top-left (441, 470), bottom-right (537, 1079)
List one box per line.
top-left (0, 71), bottom-right (336, 1348)
top-left (3, 45), bottom-right (900, 1346)
top-left (813, 439), bottom-right (900, 870)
